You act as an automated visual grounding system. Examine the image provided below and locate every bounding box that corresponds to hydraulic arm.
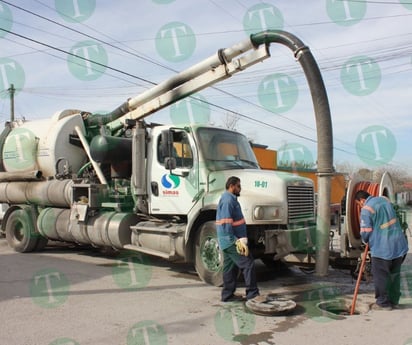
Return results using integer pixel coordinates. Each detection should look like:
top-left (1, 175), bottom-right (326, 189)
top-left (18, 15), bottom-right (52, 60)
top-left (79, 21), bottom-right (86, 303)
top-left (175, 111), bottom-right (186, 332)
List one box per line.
top-left (85, 37), bottom-right (271, 126)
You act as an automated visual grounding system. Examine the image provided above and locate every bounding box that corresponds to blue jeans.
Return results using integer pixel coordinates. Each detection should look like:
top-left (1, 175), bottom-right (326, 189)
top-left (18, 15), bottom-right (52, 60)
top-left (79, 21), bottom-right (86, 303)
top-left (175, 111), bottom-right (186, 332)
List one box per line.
top-left (221, 244), bottom-right (259, 301)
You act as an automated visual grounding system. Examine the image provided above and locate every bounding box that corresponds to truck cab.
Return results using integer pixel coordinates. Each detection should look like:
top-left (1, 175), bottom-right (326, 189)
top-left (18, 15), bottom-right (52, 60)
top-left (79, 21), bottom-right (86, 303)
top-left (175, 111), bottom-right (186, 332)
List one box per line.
top-left (135, 124), bottom-right (316, 285)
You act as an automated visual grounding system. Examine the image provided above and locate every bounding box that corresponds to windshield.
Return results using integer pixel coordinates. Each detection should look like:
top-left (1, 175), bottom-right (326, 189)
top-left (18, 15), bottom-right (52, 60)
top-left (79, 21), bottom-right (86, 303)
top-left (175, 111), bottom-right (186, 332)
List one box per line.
top-left (196, 127), bottom-right (259, 171)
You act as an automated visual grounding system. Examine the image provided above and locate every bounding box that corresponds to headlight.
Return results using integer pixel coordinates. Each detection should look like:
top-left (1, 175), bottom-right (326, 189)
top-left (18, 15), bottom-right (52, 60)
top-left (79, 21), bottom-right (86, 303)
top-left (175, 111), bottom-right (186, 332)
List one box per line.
top-left (253, 205), bottom-right (283, 221)
top-left (254, 206), bottom-right (264, 220)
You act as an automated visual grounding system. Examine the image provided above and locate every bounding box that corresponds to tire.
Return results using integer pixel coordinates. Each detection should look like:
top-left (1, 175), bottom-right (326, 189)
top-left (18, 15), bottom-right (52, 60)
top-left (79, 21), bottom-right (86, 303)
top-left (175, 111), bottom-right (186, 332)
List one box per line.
top-left (5, 209), bottom-right (41, 253)
top-left (194, 221), bottom-right (223, 287)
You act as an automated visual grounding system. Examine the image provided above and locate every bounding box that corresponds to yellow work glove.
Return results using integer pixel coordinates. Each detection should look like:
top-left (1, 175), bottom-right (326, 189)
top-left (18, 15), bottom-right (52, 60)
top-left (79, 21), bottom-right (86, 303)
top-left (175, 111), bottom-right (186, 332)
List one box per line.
top-left (235, 237), bottom-right (249, 256)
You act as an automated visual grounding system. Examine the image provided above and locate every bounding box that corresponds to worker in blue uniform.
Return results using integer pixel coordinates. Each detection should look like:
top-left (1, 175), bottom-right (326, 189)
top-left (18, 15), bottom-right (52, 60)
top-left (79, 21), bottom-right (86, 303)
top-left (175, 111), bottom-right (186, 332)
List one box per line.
top-left (355, 190), bottom-right (409, 310)
top-left (216, 176), bottom-right (260, 302)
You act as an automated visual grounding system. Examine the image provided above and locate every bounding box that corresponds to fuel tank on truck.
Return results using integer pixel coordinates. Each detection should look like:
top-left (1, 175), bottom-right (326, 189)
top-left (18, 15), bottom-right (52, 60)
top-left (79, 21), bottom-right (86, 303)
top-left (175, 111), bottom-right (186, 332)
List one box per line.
top-left (1, 110), bottom-right (87, 178)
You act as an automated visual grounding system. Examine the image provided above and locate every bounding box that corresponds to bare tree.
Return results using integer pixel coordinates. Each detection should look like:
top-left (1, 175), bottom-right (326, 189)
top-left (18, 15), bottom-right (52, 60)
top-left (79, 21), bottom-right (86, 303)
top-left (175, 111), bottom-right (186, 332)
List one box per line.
top-left (335, 161), bottom-right (412, 193)
top-left (372, 166), bottom-right (412, 193)
top-left (335, 161), bottom-right (360, 178)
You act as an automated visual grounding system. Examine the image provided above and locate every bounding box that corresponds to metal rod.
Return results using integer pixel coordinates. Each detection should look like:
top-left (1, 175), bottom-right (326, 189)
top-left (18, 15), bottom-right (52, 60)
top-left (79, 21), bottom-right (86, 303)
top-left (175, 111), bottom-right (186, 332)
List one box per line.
top-left (350, 243), bottom-right (369, 315)
top-left (8, 84), bottom-right (15, 122)
top-left (74, 126), bottom-right (107, 185)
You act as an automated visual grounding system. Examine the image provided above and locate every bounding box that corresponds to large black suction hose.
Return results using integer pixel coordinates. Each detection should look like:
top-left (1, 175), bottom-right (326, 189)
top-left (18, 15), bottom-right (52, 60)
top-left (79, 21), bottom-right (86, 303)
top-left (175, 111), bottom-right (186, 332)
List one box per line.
top-left (251, 30), bottom-right (333, 276)
top-left (84, 102), bottom-right (130, 127)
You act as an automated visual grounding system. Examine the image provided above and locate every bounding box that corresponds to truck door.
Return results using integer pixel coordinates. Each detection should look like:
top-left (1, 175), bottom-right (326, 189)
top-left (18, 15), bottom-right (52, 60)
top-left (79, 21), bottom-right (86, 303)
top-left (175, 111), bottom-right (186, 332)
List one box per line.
top-left (150, 129), bottom-right (199, 215)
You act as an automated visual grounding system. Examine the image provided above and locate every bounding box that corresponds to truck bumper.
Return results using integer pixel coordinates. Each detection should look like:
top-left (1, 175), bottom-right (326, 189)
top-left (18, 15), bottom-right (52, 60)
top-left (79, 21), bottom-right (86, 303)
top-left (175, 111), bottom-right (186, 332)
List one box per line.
top-left (264, 224), bottom-right (316, 259)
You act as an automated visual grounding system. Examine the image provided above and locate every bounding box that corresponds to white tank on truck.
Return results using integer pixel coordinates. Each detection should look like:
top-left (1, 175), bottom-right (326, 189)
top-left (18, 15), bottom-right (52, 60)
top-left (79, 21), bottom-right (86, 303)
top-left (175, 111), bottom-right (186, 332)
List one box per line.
top-left (0, 30), bottom-right (336, 285)
top-left (1, 109), bottom-right (86, 176)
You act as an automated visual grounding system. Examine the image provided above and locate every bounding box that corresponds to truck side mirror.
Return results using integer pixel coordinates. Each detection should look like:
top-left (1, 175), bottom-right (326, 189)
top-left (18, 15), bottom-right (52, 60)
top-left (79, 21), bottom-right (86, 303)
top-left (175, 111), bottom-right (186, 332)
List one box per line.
top-left (160, 129), bottom-right (189, 177)
top-left (160, 130), bottom-right (173, 158)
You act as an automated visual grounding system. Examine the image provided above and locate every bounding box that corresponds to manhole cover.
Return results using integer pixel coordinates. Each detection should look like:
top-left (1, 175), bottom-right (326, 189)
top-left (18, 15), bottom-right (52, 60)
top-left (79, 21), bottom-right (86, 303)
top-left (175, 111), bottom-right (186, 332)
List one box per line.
top-left (245, 294), bottom-right (296, 316)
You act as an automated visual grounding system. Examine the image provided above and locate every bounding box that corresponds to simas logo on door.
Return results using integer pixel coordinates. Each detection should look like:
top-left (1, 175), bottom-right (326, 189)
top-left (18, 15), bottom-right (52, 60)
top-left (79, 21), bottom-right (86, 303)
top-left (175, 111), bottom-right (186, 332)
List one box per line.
top-left (161, 174), bottom-right (180, 196)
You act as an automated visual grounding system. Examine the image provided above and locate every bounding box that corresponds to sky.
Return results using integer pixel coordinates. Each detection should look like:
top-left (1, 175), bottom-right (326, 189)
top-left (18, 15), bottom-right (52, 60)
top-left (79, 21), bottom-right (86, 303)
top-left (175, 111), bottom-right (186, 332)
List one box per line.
top-left (0, 0), bottom-right (411, 174)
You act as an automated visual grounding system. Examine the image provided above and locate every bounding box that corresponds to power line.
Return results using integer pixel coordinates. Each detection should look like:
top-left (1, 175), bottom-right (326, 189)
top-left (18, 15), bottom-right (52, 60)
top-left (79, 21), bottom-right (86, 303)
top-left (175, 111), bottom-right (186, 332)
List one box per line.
top-left (0, 26), bottom-right (399, 164)
top-left (0, 4), bottom-right (322, 139)
top-left (0, 0), bottom-right (169, 71)
top-left (1, 1), bottom-right (410, 169)
top-left (0, 26), bottom-right (323, 144)
top-left (5, 1), bottom-right (411, 126)
top-left (1, 1), bottom-right (304, 126)
top-left (0, 27), bottom-right (156, 86)
top-left (1, 36), bottom-right (148, 88)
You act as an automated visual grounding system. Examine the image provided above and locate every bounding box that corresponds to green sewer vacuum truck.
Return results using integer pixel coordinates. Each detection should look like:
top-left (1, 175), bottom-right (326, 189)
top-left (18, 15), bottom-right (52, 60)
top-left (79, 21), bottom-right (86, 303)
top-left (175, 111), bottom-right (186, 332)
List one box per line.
top-left (0, 30), bottom-right (335, 285)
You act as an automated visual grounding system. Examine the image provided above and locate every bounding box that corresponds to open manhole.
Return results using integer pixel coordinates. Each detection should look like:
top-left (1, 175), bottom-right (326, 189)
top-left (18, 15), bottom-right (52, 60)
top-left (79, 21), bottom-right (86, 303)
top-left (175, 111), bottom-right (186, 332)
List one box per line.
top-left (245, 294), bottom-right (297, 316)
top-left (317, 298), bottom-right (369, 317)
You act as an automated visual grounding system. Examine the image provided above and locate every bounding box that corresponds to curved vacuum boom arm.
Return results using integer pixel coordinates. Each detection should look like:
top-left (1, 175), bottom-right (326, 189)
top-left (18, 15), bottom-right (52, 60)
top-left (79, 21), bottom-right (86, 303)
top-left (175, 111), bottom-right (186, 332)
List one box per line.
top-left (251, 30), bottom-right (333, 275)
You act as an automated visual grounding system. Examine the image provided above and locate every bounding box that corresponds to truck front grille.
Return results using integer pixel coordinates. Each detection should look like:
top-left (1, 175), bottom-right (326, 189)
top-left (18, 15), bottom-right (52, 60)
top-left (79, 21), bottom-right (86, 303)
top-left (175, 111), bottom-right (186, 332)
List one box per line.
top-left (287, 185), bottom-right (315, 222)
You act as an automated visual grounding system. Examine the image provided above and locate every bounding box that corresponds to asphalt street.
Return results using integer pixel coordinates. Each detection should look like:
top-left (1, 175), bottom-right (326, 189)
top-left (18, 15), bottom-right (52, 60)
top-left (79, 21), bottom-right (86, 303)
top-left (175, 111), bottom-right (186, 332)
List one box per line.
top-left (1, 234), bottom-right (412, 345)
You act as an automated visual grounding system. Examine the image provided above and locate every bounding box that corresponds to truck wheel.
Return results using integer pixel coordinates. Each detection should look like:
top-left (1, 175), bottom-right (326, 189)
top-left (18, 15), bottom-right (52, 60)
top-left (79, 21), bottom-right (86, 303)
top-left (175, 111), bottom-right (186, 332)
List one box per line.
top-left (5, 209), bottom-right (39, 253)
top-left (194, 221), bottom-right (223, 287)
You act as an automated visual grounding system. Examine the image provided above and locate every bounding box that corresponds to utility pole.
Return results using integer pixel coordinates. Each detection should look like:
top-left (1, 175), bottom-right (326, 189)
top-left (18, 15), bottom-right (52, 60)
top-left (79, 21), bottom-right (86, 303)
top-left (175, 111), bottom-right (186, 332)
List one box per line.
top-left (8, 84), bottom-right (15, 122)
